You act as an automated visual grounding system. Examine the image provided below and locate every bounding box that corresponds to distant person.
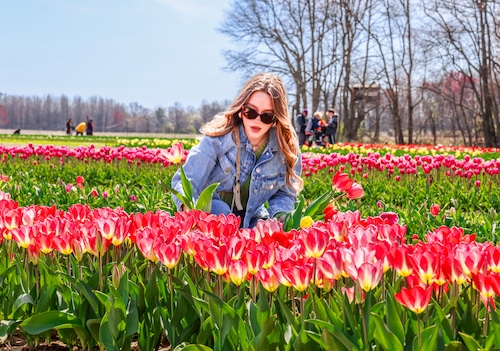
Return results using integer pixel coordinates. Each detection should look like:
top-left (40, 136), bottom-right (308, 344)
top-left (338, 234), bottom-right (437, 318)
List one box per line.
top-left (75, 122), bottom-right (86, 136)
top-left (66, 118), bottom-right (73, 135)
top-left (325, 108), bottom-right (338, 144)
top-left (296, 109), bottom-right (308, 146)
top-left (13, 128), bottom-right (21, 134)
top-left (86, 118), bottom-right (94, 136)
top-left (305, 112), bottom-right (319, 146)
top-left (311, 111), bottom-right (324, 147)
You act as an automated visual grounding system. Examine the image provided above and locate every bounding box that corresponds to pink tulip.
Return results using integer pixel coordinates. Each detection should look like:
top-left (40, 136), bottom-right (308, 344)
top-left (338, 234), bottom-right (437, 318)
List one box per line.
top-left (165, 142), bottom-right (185, 164)
top-left (395, 285), bottom-right (432, 314)
top-left (346, 183), bottom-right (364, 199)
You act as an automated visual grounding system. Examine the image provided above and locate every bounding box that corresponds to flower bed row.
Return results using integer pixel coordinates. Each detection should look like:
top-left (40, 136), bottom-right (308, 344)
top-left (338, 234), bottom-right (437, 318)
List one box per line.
top-left (1, 188), bottom-right (500, 350)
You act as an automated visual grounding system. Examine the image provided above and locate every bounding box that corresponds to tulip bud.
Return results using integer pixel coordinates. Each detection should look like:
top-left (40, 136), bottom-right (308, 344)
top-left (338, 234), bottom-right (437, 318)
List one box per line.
top-left (300, 216), bottom-right (314, 229)
top-left (112, 262), bottom-right (128, 289)
top-left (430, 204), bottom-right (440, 216)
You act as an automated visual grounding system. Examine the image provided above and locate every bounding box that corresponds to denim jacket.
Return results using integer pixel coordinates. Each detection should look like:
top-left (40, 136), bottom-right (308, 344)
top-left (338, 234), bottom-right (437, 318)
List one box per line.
top-left (171, 124), bottom-right (302, 228)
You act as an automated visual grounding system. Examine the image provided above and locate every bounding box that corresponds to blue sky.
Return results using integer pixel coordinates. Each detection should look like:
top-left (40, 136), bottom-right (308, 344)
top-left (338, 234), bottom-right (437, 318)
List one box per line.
top-left (0, 0), bottom-right (242, 110)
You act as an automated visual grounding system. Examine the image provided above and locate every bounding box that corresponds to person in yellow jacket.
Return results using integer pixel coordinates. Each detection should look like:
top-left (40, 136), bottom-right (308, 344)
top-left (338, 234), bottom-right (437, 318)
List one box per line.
top-left (75, 122), bottom-right (86, 136)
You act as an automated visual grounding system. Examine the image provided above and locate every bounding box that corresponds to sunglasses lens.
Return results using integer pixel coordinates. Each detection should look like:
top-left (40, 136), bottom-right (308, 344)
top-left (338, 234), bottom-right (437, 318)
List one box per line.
top-left (260, 113), bottom-right (274, 124)
top-left (245, 107), bottom-right (259, 119)
top-left (242, 106), bottom-right (275, 124)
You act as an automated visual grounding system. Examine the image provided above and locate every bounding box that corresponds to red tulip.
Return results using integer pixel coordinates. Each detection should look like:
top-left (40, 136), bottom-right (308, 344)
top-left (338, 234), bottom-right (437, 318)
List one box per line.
top-left (317, 249), bottom-right (343, 281)
top-left (411, 247), bottom-right (439, 285)
top-left (388, 244), bottom-right (414, 277)
top-left (430, 204), bottom-right (440, 216)
top-left (204, 243), bottom-right (230, 275)
top-left (228, 260), bottom-right (249, 286)
top-left (395, 285), bottom-right (433, 314)
top-left (52, 230), bottom-right (74, 255)
top-left (258, 267), bottom-right (281, 293)
top-left (441, 256), bottom-right (467, 285)
top-left (301, 227), bottom-right (329, 259)
top-left (156, 240), bottom-right (182, 269)
top-left (282, 258), bottom-right (314, 292)
top-left (76, 176), bottom-right (85, 188)
top-left (135, 227), bottom-right (160, 262)
top-left (244, 247), bottom-right (264, 275)
top-left (457, 243), bottom-right (486, 278)
top-left (331, 170), bottom-right (353, 192)
top-left (323, 202), bottom-right (338, 222)
top-left (357, 261), bottom-right (384, 292)
top-left (11, 225), bottom-right (36, 249)
top-left (471, 272), bottom-right (500, 309)
top-left (2, 208), bottom-right (22, 240)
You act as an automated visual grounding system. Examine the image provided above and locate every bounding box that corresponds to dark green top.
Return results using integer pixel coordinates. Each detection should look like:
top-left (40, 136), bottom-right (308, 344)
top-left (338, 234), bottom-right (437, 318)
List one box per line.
top-left (220, 141), bottom-right (267, 210)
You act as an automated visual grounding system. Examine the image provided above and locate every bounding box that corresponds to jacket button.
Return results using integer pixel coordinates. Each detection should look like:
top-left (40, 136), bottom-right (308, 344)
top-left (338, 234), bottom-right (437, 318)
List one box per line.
top-left (253, 189), bottom-right (257, 194)
top-left (256, 168), bottom-right (261, 173)
top-left (270, 184), bottom-right (274, 190)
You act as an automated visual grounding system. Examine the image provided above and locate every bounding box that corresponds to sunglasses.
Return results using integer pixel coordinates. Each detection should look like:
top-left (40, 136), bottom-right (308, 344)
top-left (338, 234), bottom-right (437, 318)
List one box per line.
top-left (241, 105), bottom-right (276, 124)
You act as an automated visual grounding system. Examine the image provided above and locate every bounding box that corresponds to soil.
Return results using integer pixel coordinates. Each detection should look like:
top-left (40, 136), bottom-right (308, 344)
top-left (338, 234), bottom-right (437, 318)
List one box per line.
top-left (0, 331), bottom-right (171, 351)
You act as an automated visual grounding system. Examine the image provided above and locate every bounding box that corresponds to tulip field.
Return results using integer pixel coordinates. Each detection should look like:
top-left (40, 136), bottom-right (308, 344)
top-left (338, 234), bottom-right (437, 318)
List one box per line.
top-left (1, 137), bottom-right (500, 351)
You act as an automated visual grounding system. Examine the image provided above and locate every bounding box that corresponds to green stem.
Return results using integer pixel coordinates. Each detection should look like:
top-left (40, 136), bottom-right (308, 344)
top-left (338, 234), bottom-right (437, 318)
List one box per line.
top-left (418, 314), bottom-right (422, 351)
top-left (98, 253), bottom-right (103, 291)
top-left (169, 268), bottom-right (174, 319)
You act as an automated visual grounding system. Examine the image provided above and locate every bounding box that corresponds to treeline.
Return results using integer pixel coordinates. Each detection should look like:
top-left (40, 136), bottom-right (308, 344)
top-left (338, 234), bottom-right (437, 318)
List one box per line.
top-left (0, 93), bottom-right (230, 135)
top-left (220, 0), bottom-right (500, 147)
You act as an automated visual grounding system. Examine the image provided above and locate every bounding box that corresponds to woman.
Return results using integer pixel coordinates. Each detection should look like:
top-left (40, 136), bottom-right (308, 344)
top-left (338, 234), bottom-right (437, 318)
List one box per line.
top-left (171, 73), bottom-right (303, 228)
top-left (66, 118), bottom-right (73, 135)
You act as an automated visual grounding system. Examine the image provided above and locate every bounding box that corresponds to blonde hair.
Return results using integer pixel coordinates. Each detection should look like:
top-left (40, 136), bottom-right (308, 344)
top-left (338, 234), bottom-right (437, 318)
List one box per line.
top-left (201, 72), bottom-right (303, 193)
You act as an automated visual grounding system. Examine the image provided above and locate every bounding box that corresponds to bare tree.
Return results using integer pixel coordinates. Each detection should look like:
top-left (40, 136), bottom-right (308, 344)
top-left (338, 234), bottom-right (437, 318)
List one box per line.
top-left (219, 0), bottom-right (341, 116)
top-left (422, 0), bottom-right (500, 147)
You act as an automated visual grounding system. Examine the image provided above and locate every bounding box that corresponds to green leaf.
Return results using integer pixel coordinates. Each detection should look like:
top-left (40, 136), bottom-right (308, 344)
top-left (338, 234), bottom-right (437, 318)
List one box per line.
top-left (458, 332), bottom-right (482, 351)
top-left (169, 187), bottom-right (193, 209)
top-left (328, 328), bottom-right (359, 351)
top-left (318, 328), bottom-right (349, 351)
top-left (371, 313), bottom-right (403, 351)
top-left (418, 324), bottom-right (439, 351)
top-left (488, 308), bottom-right (500, 348)
top-left (180, 166), bottom-right (194, 207)
top-left (0, 320), bottom-right (21, 343)
top-left (432, 297), bottom-right (453, 344)
top-left (63, 274), bottom-right (101, 316)
top-left (12, 293), bottom-right (35, 316)
top-left (173, 343), bottom-right (214, 351)
top-left (303, 191), bottom-right (334, 218)
top-left (275, 296), bottom-right (300, 332)
top-left (20, 311), bottom-right (84, 335)
top-left (283, 196), bottom-right (305, 231)
top-left (195, 183), bottom-right (219, 212)
top-left (385, 288), bottom-right (405, 346)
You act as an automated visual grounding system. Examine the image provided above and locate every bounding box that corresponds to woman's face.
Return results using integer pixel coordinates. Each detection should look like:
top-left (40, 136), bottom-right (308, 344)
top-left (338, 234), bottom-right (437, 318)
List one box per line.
top-left (241, 91), bottom-right (274, 146)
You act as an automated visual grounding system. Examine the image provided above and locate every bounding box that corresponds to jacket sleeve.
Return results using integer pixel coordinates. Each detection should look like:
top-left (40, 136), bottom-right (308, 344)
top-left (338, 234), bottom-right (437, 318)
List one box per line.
top-left (171, 136), bottom-right (219, 210)
top-left (266, 153), bottom-right (302, 218)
